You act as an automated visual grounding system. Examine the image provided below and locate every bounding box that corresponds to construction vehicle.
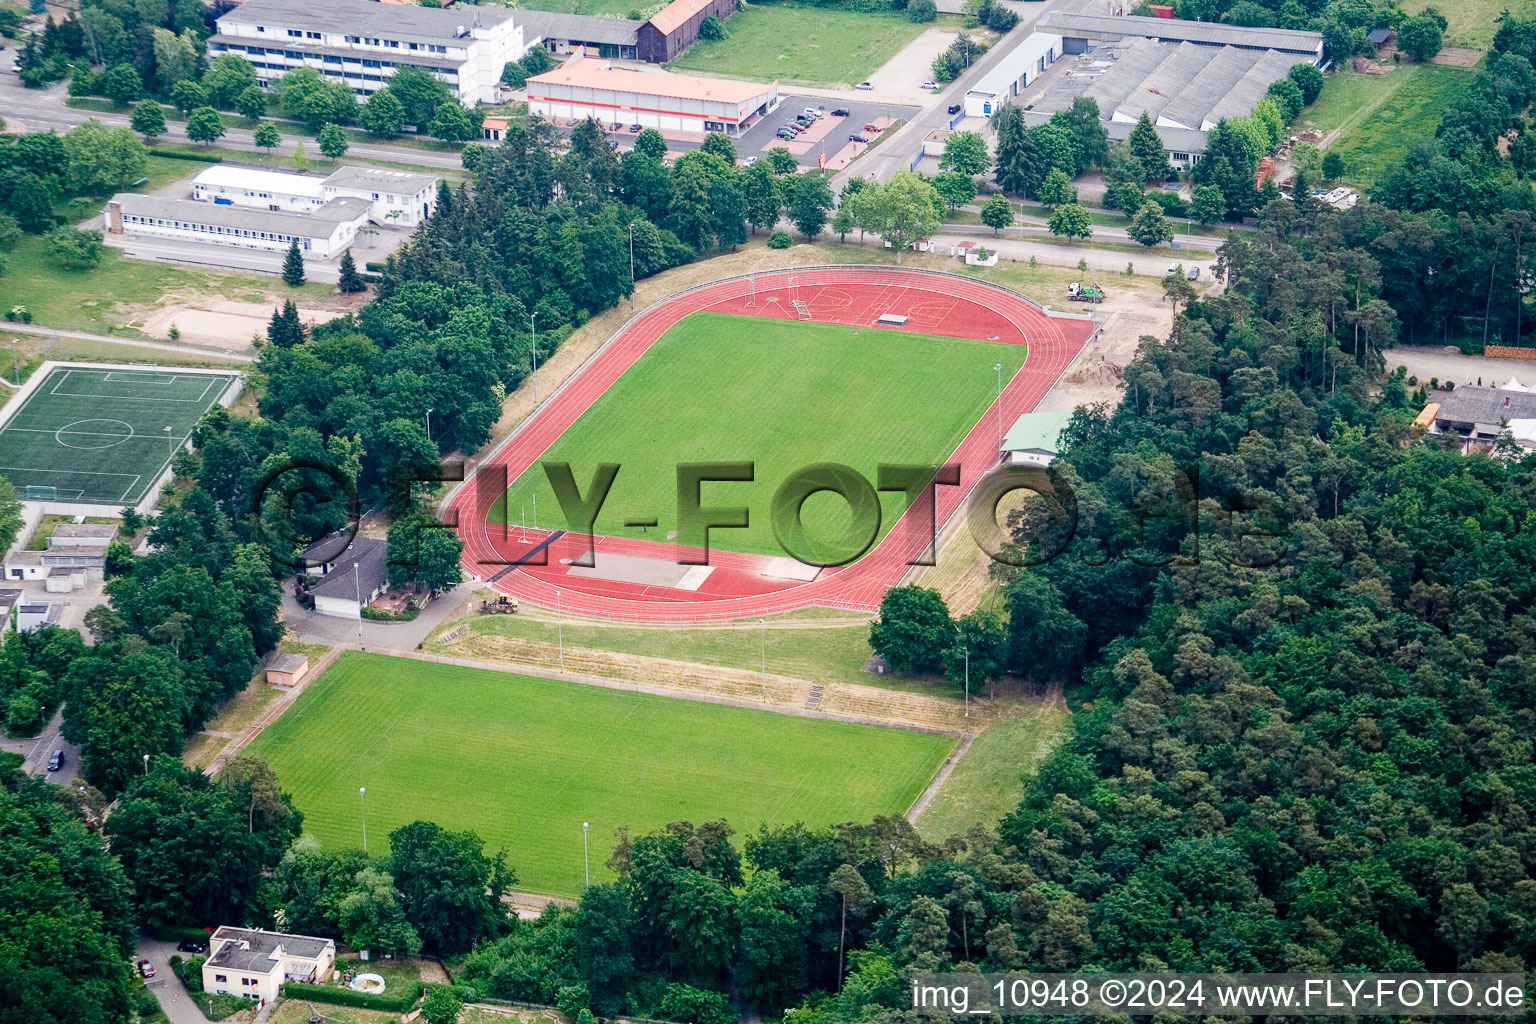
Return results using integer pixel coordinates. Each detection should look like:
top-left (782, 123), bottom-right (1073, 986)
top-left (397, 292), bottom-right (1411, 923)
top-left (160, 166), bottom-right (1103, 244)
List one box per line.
top-left (1067, 281), bottom-right (1105, 303)
top-left (480, 596), bottom-right (520, 614)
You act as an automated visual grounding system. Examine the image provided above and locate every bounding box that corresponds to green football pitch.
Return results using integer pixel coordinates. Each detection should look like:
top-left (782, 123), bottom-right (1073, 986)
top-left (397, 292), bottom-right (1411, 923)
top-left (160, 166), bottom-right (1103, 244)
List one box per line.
top-left (244, 652), bottom-right (956, 895)
top-left (0, 365), bottom-right (240, 505)
top-left (496, 312), bottom-right (1026, 556)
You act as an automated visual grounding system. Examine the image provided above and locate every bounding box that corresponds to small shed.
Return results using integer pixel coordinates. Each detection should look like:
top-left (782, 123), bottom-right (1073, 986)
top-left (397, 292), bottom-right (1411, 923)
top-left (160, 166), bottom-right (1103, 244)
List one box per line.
top-left (44, 567), bottom-right (87, 594)
top-left (266, 653), bottom-right (311, 687)
top-left (482, 117), bottom-right (510, 142)
top-left (1001, 409), bottom-right (1076, 467)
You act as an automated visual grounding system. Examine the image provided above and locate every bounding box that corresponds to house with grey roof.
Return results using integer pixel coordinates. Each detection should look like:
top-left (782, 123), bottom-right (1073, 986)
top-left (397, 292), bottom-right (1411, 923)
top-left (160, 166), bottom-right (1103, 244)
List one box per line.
top-left (202, 927), bottom-right (336, 1004)
top-left (1426, 384), bottom-right (1536, 453)
top-left (300, 532), bottom-right (390, 619)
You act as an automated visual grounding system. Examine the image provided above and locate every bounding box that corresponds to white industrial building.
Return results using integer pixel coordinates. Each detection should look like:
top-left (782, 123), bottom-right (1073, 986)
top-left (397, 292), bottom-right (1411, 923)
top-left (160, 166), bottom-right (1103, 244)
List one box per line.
top-left (1037, 10), bottom-right (1325, 63)
top-left (964, 31), bottom-right (1062, 119)
top-left (191, 164), bottom-right (440, 228)
top-left (526, 58), bottom-right (780, 135)
top-left (210, 0), bottom-right (529, 106)
top-left (104, 193), bottom-right (371, 258)
top-left (1023, 33), bottom-right (1302, 168)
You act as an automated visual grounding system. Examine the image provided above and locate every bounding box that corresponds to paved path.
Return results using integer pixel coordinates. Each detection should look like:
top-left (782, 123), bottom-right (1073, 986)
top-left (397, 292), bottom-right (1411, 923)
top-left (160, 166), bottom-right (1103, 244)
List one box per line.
top-left (1383, 345), bottom-right (1535, 387)
top-left (279, 578), bottom-right (478, 648)
top-left (137, 934), bottom-right (213, 1024)
top-left (0, 710), bottom-right (79, 785)
top-left (1, 322), bottom-right (256, 362)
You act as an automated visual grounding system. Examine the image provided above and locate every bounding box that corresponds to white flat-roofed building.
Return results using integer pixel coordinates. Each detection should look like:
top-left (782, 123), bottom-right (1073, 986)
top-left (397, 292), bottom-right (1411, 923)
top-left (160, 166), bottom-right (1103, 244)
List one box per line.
top-left (191, 166), bottom-right (329, 211)
top-left (964, 31), bottom-right (1063, 118)
top-left (320, 165), bottom-right (439, 228)
top-left (526, 58), bottom-right (779, 135)
top-left (189, 165), bottom-right (439, 228)
top-left (104, 193), bottom-right (371, 259)
top-left (210, 0), bottom-right (529, 106)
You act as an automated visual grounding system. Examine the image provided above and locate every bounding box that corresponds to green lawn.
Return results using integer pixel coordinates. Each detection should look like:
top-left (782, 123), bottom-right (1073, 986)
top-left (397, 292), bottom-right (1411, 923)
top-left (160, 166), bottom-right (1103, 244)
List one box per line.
top-left (496, 310), bottom-right (1023, 557)
top-left (0, 235), bottom-right (330, 335)
top-left (666, 4), bottom-right (939, 86)
top-left (244, 652), bottom-right (955, 895)
top-left (1401, 0), bottom-right (1535, 48)
top-left (1302, 65), bottom-right (1471, 183)
top-left (445, 606), bottom-right (957, 692)
top-left (914, 708), bottom-right (1069, 841)
top-left (514, 0), bottom-right (644, 18)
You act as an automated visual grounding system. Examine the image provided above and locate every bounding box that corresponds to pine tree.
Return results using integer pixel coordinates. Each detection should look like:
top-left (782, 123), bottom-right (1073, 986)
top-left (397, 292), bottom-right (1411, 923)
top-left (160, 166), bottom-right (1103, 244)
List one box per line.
top-left (1128, 111), bottom-right (1173, 183)
top-left (337, 249), bottom-right (366, 293)
top-left (281, 240), bottom-right (306, 287)
top-left (266, 299), bottom-right (305, 346)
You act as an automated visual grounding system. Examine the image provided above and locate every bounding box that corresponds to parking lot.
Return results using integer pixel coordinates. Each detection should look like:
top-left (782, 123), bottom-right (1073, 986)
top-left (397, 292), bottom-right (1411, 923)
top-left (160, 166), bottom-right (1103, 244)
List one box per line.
top-left (736, 94), bottom-right (920, 168)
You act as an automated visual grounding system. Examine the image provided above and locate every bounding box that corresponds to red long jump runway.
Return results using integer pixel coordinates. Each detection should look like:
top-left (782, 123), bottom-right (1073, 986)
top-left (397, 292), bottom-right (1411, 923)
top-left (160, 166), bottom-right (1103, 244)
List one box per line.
top-left (444, 267), bottom-right (1094, 622)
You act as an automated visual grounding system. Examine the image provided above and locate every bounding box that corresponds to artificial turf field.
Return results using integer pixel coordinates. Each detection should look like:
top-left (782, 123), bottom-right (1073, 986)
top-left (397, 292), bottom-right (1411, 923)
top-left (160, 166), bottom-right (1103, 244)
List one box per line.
top-left (496, 311), bottom-right (1027, 557)
top-left (0, 365), bottom-right (240, 504)
top-left (244, 652), bottom-right (956, 895)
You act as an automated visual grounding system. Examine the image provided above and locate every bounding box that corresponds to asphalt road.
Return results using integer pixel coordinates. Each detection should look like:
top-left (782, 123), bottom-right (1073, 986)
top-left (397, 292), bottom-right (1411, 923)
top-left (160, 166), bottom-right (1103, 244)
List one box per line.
top-left (832, 0), bottom-right (1070, 188)
top-left (0, 710), bottom-right (81, 786)
top-left (0, 72), bottom-right (466, 171)
top-left (137, 934), bottom-right (214, 1024)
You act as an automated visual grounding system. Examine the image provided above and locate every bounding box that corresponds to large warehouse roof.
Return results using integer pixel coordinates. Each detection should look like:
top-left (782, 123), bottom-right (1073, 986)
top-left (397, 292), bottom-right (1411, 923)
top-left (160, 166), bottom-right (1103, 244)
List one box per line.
top-left (648, 0), bottom-right (717, 35)
top-left (1029, 38), bottom-right (1294, 134)
top-left (1038, 10), bottom-right (1322, 56)
top-left (218, 0), bottom-right (514, 46)
top-left (515, 9), bottom-right (640, 47)
top-left (528, 59), bottom-right (774, 104)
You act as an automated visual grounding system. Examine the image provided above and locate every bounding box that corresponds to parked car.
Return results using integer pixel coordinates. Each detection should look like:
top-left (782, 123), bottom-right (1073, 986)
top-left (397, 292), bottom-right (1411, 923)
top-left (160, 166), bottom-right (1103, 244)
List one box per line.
top-left (802, 107), bottom-right (819, 117)
top-left (177, 940), bottom-right (208, 954)
top-left (1186, 266), bottom-right (1200, 281)
top-left (743, 155), bottom-right (758, 166)
top-left (1167, 263), bottom-right (1181, 276)
top-left (947, 104), bottom-right (961, 115)
top-left (46, 750), bottom-right (63, 772)
top-left (831, 108), bottom-right (850, 117)
top-left (138, 961), bottom-right (155, 979)
top-left (777, 130), bottom-right (797, 140)
top-left (848, 134), bottom-right (869, 144)
top-left (856, 81), bottom-right (873, 90)
top-left (921, 80), bottom-right (939, 90)
top-left (629, 123), bottom-right (642, 132)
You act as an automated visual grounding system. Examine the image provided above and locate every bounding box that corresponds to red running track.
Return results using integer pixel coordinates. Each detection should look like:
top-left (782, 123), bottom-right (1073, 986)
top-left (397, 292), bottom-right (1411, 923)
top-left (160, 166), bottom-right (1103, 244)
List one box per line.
top-left (444, 267), bottom-right (1094, 621)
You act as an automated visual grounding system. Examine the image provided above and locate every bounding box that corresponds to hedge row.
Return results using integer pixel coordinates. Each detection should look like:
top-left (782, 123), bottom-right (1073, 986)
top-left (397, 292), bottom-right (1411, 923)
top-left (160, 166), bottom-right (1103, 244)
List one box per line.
top-left (149, 149), bottom-right (225, 164)
top-left (280, 980), bottom-right (427, 1012)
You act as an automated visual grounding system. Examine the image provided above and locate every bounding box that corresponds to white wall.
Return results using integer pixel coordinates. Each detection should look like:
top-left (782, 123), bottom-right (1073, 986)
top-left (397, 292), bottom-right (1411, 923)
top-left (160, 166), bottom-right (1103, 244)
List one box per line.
top-left (964, 31), bottom-right (1062, 118)
top-left (314, 593), bottom-right (361, 619)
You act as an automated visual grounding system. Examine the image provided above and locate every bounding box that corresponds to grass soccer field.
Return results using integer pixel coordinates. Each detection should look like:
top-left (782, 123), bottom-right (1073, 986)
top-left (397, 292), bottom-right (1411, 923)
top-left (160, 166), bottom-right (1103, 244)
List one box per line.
top-left (244, 652), bottom-right (955, 895)
top-left (495, 311), bottom-right (1026, 557)
top-left (666, 4), bottom-right (939, 86)
top-left (0, 365), bottom-right (240, 504)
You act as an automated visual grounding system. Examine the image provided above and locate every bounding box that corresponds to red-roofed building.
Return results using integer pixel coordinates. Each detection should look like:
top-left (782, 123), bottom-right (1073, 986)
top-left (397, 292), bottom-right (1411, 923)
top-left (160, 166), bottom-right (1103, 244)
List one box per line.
top-left (637, 0), bottom-right (736, 62)
top-left (526, 58), bottom-right (779, 135)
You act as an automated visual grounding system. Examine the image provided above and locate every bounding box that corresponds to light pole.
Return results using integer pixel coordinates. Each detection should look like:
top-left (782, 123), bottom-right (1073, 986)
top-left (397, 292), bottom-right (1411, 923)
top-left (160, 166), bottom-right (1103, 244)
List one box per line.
top-left (164, 425), bottom-right (174, 461)
top-left (425, 407), bottom-right (433, 443)
top-left (628, 223), bottom-right (636, 310)
top-left (359, 786), bottom-right (368, 854)
top-left (583, 821), bottom-right (590, 888)
top-left (963, 647), bottom-right (969, 719)
top-left (759, 618), bottom-right (767, 701)
top-left (354, 561), bottom-right (363, 642)
top-left (557, 587), bottom-right (564, 674)
top-left (9, 339), bottom-right (16, 382)
top-left (530, 311), bottom-right (540, 406)
top-left (142, 753), bottom-right (150, 775)
top-left (993, 363), bottom-right (1004, 452)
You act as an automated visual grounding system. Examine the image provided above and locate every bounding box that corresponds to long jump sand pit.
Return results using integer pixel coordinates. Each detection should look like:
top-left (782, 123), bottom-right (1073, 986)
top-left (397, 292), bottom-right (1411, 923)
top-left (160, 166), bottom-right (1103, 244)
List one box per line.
top-left (140, 301), bottom-right (349, 350)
